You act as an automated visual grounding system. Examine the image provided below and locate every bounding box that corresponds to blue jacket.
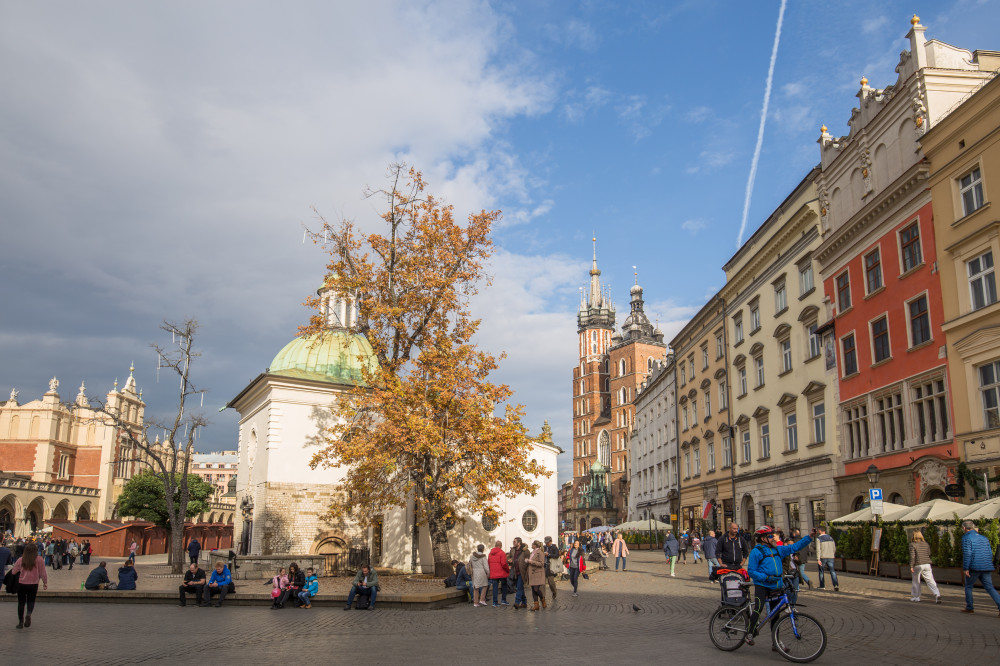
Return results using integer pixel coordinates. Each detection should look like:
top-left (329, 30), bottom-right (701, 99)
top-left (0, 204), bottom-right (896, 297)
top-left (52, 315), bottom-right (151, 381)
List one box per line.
top-left (747, 536), bottom-right (811, 589)
top-left (455, 563), bottom-right (471, 586)
top-left (187, 539), bottom-right (201, 556)
top-left (209, 565), bottom-right (231, 587)
top-left (702, 536), bottom-right (718, 560)
top-left (962, 530), bottom-right (995, 572)
top-left (663, 534), bottom-right (679, 557)
top-left (304, 574), bottom-right (319, 597)
top-left (117, 565), bottom-right (139, 590)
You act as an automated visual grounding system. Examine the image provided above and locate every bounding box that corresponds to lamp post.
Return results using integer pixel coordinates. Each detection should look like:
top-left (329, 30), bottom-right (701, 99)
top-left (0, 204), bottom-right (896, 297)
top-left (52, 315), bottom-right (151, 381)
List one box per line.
top-left (865, 464), bottom-right (880, 488)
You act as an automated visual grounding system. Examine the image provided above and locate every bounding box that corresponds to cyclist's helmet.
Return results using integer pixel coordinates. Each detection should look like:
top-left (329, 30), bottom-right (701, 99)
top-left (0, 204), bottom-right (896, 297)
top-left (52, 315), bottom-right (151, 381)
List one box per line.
top-left (754, 525), bottom-right (775, 541)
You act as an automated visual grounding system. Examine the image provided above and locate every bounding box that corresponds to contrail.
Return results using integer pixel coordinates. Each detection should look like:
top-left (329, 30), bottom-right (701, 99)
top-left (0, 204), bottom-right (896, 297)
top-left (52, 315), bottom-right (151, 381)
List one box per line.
top-left (736, 0), bottom-right (787, 247)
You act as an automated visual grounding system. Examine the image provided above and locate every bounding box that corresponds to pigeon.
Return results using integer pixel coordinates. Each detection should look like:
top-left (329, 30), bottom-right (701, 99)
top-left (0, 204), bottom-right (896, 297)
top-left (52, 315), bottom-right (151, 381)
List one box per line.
top-left (632, 603), bottom-right (641, 612)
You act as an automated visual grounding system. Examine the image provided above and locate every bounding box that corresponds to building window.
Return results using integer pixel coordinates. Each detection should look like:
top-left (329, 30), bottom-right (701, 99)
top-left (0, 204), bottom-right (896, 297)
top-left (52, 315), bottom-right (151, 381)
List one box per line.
top-left (786, 412), bottom-right (798, 452)
top-left (694, 447), bottom-right (701, 475)
top-left (482, 515), bottom-right (497, 531)
top-left (979, 360), bottom-right (1000, 429)
top-left (684, 452), bottom-right (691, 479)
top-left (845, 402), bottom-right (870, 459)
top-left (688, 355), bottom-right (695, 381)
top-left (808, 323), bottom-right (821, 359)
top-left (679, 362), bottom-right (686, 386)
top-left (811, 402), bottom-right (826, 443)
top-left (598, 430), bottom-right (611, 466)
top-left (734, 317), bottom-right (744, 344)
top-left (913, 378), bottom-right (949, 444)
top-left (787, 502), bottom-right (800, 532)
top-left (810, 499), bottom-right (826, 529)
top-left (841, 334), bottom-right (858, 376)
top-left (780, 339), bottom-right (792, 373)
top-left (522, 510), bottom-right (538, 533)
top-left (738, 366), bottom-right (748, 396)
top-left (719, 380), bottom-right (728, 409)
top-left (58, 454), bottom-right (70, 480)
top-left (708, 441), bottom-right (716, 471)
top-left (750, 304), bottom-right (761, 333)
top-left (716, 331), bottom-right (725, 359)
top-left (900, 222), bottom-right (922, 273)
top-left (872, 316), bottom-right (890, 363)
top-left (960, 167), bottom-right (985, 216)
top-left (682, 405), bottom-right (689, 430)
top-left (691, 399), bottom-right (698, 423)
top-left (875, 392), bottom-right (905, 452)
top-left (836, 271), bottom-right (852, 312)
top-left (722, 435), bottom-right (732, 468)
top-left (865, 248), bottom-right (883, 293)
top-left (909, 295), bottom-right (931, 346)
top-left (760, 423), bottom-right (771, 459)
top-left (800, 263), bottom-right (814, 295)
top-left (704, 389), bottom-right (711, 418)
top-left (754, 355), bottom-right (765, 387)
top-left (742, 429), bottom-right (752, 463)
top-left (775, 281), bottom-right (787, 313)
top-left (702, 344), bottom-right (709, 369)
top-left (968, 250), bottom-right (997, 311)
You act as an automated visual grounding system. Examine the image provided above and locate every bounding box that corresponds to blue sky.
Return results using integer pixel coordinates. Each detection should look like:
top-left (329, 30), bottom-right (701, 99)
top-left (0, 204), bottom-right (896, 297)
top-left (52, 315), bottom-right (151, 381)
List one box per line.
top-left (2, 0), bottom-right (998, 484)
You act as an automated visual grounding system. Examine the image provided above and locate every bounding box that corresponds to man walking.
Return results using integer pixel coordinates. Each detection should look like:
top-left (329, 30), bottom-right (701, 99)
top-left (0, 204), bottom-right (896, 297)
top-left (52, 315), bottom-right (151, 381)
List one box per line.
top-left (187, 537), bottom-right (201, 565)
top-left (718, 522), bottom-right (750, 569)
top-left (703, 529), bottom-right (719, 573)
top-left (508, 537), bottom-right (527, 609)
top-left (961, 520), bottom-right (1000, 615)
top-left (790, 528), bottom-right (812, 589)
top-left (663, 529), bottom-right (679, 577)
top-left (543, 536), bottom-right (560, 600)
top-left (815, 526), bottom-right (839, 592)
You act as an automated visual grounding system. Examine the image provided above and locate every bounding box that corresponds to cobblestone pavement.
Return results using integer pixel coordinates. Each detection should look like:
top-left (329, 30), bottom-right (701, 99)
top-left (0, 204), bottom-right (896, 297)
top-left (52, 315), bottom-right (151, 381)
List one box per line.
top-left (3, 552), bottom-right (998, 665)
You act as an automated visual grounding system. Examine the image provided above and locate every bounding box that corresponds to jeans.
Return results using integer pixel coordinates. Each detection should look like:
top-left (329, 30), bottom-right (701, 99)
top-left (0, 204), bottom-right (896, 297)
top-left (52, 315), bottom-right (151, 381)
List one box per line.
top-left (179, 584), bottom-right (203, 605)
top-left (515, 576), bottom-right (526, 606)
top-left (817, 558), bottom-right (838, 588)
top-left (964, 571), bottom-right (1000, 611)
top-left (693, 550), bottom-right (701, 563)
top-left (569, 568), bottom-right (579, 593)
top-left (16, 583), bottom-right (38, 623)
top-left (456, 581), bottom-right (471, 602)
top-left (347, 584), bottom-right (376, 608)
top-left (202, 584), bottom-right (228, 606)
top-left (297, 590), bottom-right (311, 606)
top-left (490, 578), bottom-right (507, 605)
top-left (787, 571), bottom-right (799, 605)
top-left (665, 555), bottom-right (677, 575)
top-left (707, 557), bottom-right (720, 573)
top-left (911, 564), bottom-right (939, 599)
top-left (189, 552), bottom-right (200, 565)
top-left (615, 554), bottom-right (626, 571)
top-left (796, 564), bottom-right (812, 586)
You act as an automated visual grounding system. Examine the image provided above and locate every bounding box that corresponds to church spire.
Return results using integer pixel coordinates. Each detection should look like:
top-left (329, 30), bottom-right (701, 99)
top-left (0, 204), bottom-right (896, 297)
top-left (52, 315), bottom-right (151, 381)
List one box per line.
top-left (589, 237), bottom-right (603, 307)
top-left (578, 237), bottom-right (615, 333)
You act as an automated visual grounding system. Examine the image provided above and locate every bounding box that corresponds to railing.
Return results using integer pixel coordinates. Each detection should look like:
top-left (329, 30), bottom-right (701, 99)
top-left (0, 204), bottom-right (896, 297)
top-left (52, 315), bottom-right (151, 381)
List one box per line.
top-left (323, 547), bottom-right (371, 576)
top-left (0, 477), bottom-right (100, 496)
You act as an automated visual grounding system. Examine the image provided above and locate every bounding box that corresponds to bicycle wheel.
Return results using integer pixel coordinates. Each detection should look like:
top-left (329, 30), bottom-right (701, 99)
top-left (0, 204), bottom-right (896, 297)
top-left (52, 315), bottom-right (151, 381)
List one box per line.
top-left (771, 610), bottom-right (827, 663)
top-left (708, 605), bottom-right (748, 651)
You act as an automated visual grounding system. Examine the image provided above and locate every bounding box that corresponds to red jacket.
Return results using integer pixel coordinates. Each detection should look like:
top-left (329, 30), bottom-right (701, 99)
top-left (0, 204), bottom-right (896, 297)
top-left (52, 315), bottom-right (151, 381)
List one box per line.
top-left (488, 547), bottom-right (510, 579)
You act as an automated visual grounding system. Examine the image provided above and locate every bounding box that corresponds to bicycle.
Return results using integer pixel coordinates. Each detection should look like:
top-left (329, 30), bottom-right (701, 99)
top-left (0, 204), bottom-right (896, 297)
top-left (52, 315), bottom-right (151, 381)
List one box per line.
top-left (709, 574), bottom-right (826, 663)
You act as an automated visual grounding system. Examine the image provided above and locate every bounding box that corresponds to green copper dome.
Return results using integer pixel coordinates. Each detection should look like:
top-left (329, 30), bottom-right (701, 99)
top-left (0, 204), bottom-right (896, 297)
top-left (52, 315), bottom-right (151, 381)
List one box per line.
top-left (269, 330), bottom-right (378, 386)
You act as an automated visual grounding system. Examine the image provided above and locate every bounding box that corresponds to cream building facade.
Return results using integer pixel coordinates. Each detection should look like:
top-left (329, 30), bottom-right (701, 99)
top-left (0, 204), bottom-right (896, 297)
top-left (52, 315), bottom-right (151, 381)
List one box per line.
top-left (721, 169), bottom-right (841, 533)
top-left (628, 353), bottom-right (678, 523)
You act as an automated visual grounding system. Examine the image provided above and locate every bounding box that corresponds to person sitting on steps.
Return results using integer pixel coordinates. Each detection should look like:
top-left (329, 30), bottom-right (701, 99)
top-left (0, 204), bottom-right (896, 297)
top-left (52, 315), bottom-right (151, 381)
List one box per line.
top-left (345, 564), bottom-right (379, 610)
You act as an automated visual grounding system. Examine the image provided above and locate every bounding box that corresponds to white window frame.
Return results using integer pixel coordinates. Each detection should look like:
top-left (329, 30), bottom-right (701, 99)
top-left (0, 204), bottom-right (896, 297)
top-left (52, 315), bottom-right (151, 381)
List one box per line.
top-left (775, 281), bottom-right (787, 313)
top-left (899, 220), bottom-right (923, 274)
top-left (978, 360), bottom-right (1000, 430)
top-left (811, 401), bottom-right (826, 444)
top-left (968, 250), bottom-right (997, 311)
top-left (906, 292), bottom-right (932, 348)
top-left (759, 423), bottom-right (770, 459)
top-left (870, 314), bottom-right (891, 364)
top-left (734, 317), bottom-right (744, 344)
top-left (799, 262), bottom-right (814, 295)
top-left (754, 355), bottom-right (765, 387)
top-left (785, 411), bottom-right (798, 452)
top-left (741, 429), bottom-right (751, 463)
top-left (780, 338), bottom-right (792, 373)
top-left (841, 332), bottom-right (858, 377)
top-left (960, 166), bottom-right (985, 217)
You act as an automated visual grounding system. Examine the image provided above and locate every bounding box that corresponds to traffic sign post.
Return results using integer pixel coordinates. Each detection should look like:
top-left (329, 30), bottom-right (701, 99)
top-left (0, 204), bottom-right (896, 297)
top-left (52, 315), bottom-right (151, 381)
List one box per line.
top-left (869, 488), bottom-right (883, 502)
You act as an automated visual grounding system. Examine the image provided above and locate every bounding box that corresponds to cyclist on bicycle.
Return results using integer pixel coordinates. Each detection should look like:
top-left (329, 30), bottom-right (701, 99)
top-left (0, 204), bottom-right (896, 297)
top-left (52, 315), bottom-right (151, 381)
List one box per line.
top-left (746, 525), bottom-right (812, 647)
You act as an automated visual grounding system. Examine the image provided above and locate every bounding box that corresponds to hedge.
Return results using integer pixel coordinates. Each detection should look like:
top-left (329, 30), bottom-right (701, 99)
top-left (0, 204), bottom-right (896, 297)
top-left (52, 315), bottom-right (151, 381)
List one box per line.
top-left (831, 517), bottom-right (1000, 566)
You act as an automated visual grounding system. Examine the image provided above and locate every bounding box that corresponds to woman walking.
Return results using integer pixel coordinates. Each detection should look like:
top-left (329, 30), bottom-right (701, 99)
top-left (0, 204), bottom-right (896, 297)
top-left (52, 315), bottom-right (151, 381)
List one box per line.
top-left (612, 532), bottom-right (629, 571)
top-left (527, 541), bottom-right (546, 610)
top-left (468, 544), bottom-right (490, 607)
top-left (566, 539), bottom-right (585, 597)
top-left (487, 540), bottom-right (510, 607)
top-left (12, 542), bottom-right (47, 628)
top-left (692, 533), bottom-right (702, 564)
top-left (909, 531), bottom-right (941, 603)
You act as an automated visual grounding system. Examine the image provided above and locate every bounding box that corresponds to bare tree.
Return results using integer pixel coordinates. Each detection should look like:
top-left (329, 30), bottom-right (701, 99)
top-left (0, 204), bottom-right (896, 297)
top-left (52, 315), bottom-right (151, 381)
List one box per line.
top-left (91, 319), bottom-right (207, 574)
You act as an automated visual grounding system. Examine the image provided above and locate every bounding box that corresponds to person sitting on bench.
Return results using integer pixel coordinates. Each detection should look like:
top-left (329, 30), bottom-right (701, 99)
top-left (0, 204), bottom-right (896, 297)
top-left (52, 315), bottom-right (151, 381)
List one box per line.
top-left (84, 562), bottom-right (111, 590)
top-left (345, 565), bottom-right (379, 610)
top-left (202, 561), bottom-right (232, 607)
top-left (179, 562), bottom-right (206, 606)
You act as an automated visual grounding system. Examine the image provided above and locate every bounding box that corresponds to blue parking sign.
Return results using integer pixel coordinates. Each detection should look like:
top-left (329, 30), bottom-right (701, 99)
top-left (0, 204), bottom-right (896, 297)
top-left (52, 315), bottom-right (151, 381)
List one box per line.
top-left (869, 488), bottom-right (883, 501)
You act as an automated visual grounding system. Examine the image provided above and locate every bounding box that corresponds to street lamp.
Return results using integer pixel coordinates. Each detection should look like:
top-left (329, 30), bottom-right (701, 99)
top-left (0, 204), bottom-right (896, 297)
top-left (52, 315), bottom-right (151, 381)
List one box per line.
top-left (865, 464), bottom-right (880, 487)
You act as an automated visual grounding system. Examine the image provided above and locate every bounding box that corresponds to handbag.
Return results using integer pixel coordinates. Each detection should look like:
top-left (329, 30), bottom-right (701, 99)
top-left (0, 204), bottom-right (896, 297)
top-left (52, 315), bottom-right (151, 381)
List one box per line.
top-left (549, 556), bottom-right (564, 575)
top-left (3, 569), bottom-right (18, 594)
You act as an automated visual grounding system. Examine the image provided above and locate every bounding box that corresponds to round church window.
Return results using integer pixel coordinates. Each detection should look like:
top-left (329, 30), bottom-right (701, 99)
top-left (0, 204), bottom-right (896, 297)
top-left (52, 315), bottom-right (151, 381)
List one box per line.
top-left (521, 510), bottom-right (538, 533)
top-left (482, 515), bottom-right (497, 532)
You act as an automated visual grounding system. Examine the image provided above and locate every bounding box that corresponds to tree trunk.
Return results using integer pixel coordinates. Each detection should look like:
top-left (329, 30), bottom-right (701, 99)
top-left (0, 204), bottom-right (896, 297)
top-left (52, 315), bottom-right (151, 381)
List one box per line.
top-left (170, 517), bottom-right (185, 574)
top-left (425, 498), bottom-right (453, 578)
top-left (410, 498), bottom-right (418, 574)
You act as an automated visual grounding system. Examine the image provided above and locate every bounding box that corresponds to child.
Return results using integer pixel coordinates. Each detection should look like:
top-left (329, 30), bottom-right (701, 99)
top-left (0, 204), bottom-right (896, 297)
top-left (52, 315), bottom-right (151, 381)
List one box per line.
top-left (298, 567), bottom-right (319, 609)
top-left (270, 567), bottom-right (289, 609)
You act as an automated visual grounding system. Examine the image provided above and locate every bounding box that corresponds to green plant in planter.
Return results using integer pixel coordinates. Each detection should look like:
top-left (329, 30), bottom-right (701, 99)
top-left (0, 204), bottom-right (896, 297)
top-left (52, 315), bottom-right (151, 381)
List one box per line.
top-left (977, 517), bottom-right (999, 553)
top-left (935, 527), bottom-right (953, 568)
top-left (925, 523), bottom-right (940, 563)
top-left (950, 519), bottom-right (965, 568)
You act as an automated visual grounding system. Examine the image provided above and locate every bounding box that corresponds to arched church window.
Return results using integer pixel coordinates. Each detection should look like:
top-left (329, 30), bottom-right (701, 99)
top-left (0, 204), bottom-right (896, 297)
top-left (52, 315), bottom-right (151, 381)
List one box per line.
top-left (598, 430), bottom-right (611, 467)
top-left (619, 359), bottom-right (626, 376)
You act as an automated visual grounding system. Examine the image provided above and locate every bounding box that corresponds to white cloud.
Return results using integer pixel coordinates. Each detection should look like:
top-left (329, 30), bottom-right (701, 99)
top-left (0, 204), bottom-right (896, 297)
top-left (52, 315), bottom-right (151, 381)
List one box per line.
top-left (681, 219), bottom-right (707, 234)
top-left (616, 94), bottom-right (669, 141)
top-left (685, 105), bottom-right (713, 123)
top-left (563, 84), bottom-right (612, 123)
top-left (686, 150), bottom-right (737, 174)
top-left (862, 16), bottom-right (889, 34)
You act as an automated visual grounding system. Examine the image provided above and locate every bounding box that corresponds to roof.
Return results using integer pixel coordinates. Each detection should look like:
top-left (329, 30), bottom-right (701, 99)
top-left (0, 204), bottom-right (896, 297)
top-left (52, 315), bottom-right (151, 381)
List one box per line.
top-left (269, 330), bottom-right (378, 386)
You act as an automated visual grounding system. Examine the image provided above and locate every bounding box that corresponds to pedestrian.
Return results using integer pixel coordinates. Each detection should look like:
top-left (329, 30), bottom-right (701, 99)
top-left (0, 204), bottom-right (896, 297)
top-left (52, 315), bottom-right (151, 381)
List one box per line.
top-left (527, 540), bottom-right (546, 611)
top-left (11, 542), bottom-right (47, 629)
top-left (117, 560), bottom-right (139, 590)
top-left (566, 539), bottom-right (585, 597)
top-left (298, 567), bottom-right (318, 609)
top-left (84, 561), bottom-right (111, 590)
top-left (187, 537), bottom-right (201, 565)
top-left (599, 539), bottom-right (609, 570)
top-left (508, 537), bottom-right (528, 609)
top-left (960, 520), bottom-right (1000, 615)
top-left (0, 541), bottom-right (12, 578)
top-left (790, 528), bottom-right (812, 590)
top-left (703, 530), bottom-right (719, 574)
top-left (83, 540), bottom-right (92, 565)
top-left (468, 543), bottom-right (490, 607)
top-left (487, 540), bottom-right (510, 607)
top-left (612, 532), bottom-right (629, 571)
top-left (68, 539), bottom-right (79, 570)
top-left (663, 529), bottom-right (679, 576)
top-left (269, 567), bottom-right (288, 609)
top-left (814, 526), bottom-right (839, 592)
top-left (718, 522), bottom-right (751, 570)
top-left (692, 532), bottom-right (702, 563)
top-left (543, 536), bottom-right (560, 600)
top-left (678, 531), bottom-right (689, 563)
top-left (128, 539), bottom-right (138, 564)
top-left (908, 530), bottom-right (940, 604)
top-left (45, 540), bottom-right (54, 568)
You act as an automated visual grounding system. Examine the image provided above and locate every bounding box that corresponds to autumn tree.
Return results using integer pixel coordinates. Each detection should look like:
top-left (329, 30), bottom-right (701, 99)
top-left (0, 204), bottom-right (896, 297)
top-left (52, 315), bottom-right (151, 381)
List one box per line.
top-left (91, 320), bottom-right (207, 574)
top-left (117, 469), bottom-right (215, 528)
top-left (305, 164), bottom-right (549, 576)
